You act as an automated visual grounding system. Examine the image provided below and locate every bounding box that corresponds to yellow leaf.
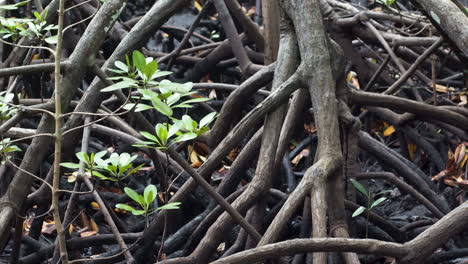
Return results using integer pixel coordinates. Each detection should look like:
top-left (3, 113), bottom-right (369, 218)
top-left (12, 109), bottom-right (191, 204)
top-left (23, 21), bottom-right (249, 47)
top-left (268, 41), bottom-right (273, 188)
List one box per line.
top-left (459, 154), bottom-right (468, 169)
top-left (90, 202), bottom-right (99, 209)
top-left (408, 144), bottom-right (417, 161)
top-left (194, 1), bottom-right (203, 11)
top-left (114, 208), bottom-right (127, 214)
top-left (383, 125), bottom-right (396, 136)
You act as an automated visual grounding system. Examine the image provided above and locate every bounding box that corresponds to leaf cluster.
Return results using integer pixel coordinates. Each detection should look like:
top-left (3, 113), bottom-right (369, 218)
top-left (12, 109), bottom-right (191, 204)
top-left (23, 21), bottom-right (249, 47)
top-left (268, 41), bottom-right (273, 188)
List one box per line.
top-left (0, 92), bottom-right (17, 121)
top-left (350, 179), bottom-right (390, 217)
top-left (103, 51), bottom-right (210, 117)
top-left (0, 138), bottom-right (21, 165)
top-left (135, 112), bottom-right (217, 150)
top-left (0, 4), bottom-right (58, 44)
top-left (115, 185), bottom-right (181, 216)
top-left (60, 151), bottom-right (143, 182)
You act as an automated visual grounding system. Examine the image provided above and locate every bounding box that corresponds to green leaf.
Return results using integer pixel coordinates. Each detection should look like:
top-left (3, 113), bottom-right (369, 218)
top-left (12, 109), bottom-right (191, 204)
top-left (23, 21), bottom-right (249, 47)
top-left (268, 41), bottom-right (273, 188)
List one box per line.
top-left (172, 132), bottom-right (197, 144)
top-left (181, 97), bottom-right (211, 104)
top-left (172, 104), bottom-right (193, 109)
top-left (168, 120), bottom-right (182, 138)
top-left (144, 60), bottom-right (158, 80)
top-left (114, 61), bottom-right (128, 72)
top-left (131, 209), bottom-right (146, 215)
top-left (143, 184), bottom-right (157, 208)
top-left (182, 115), bottom-right (195, 131)
top-left (94, 150), bottom-right (107, 161)
top-left (126, 164), bottom-right (144, 177)
top-left (350, 179), bottom-right (369, 197)
top-left (156, 124), bottom-right (169, 145)
top-left (151, 71), bottom-right (172, 80)
top-left (150, 96), bottom-right (173, 117)
top-left (159, 80), bottom-right (192, 94)
top-left (140, 131), bottom-right (159, 143)
top-left (123, 103), bottom-right (153, 112)
top-left (352, 206), bottom-right (366, 218)
top-left (370, 197), bottom-right (387, 209)
top-left (33, 11), bottom-right (41, 21)
top-left (109, 153), bottom-right (120, 167)
top-left (15, 0), bottom-right (30, 7)
top-left (199, 112), bottom-right (217, 128)
top-left (124, 187), bottom-right (144, 206)
top-left (101, 80), bottom-right (137, 92)
top-left (157, 202), bottom-right (181, 211)
top-left (116, 203), bottom-right (136, 212)
top-left (376, 190), bottom-right (392, 196)
top-left (60, 162), bottom-right (80, 169)
top-left (92, 171), bottom-right (113, 181)
top-left (166, 93), bottom-right (181, 106)
top-left (132, 50), bottom-right (146, 72)
top-left (0, 4), bottom-right (20, 10)
top-left (76, 152), bottom-right (89, 163)
top-left (44, 35), bottom-right (57, 44)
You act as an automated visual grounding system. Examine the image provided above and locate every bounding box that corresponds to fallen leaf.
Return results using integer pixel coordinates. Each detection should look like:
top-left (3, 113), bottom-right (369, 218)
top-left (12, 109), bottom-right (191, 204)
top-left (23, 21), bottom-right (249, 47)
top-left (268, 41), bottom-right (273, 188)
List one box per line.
top-left (80, 231), bottom-right (97, 237)
top-left (383, 125), bottom-right (396, 136)
top-left (291, 148), bottom-right (310, 165)
top-left (304, 123), bottom-right (317, 133)
top-left (459, 95), bottom-right (467, 106)
top-left (217, 242), bottom-right (226, 252)
top-left (89, 217), bottom-right (99, 232)
top-left (194, 1), bottom-right (203, 11)
top-left (434, 84), bottom-right (455, 93)
top-left (41, 220), bottom-right (56, 235)
top-left (227, 147), bottom-right (239, 160)
top-left (209, 89), bottom-right (217, 99)
top-left (191, 161), bottom-right (203, 168)
top-left (407, 143), bottom-right (416, 161)
top-left (90, 202), bottom-right (100, 209)
top-left (67, 171), bottom-right (78, 183)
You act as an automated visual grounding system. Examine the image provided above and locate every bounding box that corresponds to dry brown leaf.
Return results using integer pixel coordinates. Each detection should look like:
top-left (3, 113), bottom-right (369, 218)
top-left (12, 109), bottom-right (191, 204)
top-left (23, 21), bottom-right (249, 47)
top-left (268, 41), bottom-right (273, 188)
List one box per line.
top-left (41, 220), bottom-right (56, 235)
top-left (89, 217), bottom-right (99, 232)
top-left (291, 149), bottom-right (310, 165)
top-left (304, 123), bottom-right (317, 133)
top-left (454, 143), bottom-right (466, 165)
top-left (191, 161), bottom-right (203, 168)
top-left (227, 147), bottom-right (239, 160)
top-left (189, 145), bottom-right (200, 164)
top-left (434, 84), bottom-right (455, 93)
